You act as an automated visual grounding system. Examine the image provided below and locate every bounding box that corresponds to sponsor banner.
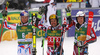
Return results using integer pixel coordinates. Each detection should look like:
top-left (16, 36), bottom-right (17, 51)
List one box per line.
top-left (80, 2), bottom-right (86, 8)
top-left (57, 3), bottom-right (79, 9)
top-left (31, 2), bottom-right (79, 9)
top-left (47, 30), bottom-right (61, 37)
top-left (68, 8), bottom-right (100, 37)
top-left (36, 28), bottom-right (45, 38)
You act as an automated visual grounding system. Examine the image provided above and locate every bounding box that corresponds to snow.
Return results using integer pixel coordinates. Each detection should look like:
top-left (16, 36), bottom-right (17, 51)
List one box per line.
top-left (0, 37), bottom-right (100, 55)
top-left (0, 41), bottom-right (17, 55)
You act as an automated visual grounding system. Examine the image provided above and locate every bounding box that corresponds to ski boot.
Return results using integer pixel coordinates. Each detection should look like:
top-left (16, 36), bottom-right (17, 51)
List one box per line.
top-left (84, 47), bottom-right (88, 55)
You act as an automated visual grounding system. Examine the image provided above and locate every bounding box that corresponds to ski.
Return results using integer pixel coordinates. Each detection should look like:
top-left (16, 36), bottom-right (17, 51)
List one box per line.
top-left (41, 38), bottom-right (44, 55)
top-left (86, 11), bottom-right (94, 40)
top-left (59, 9), bottom-right (67, 55)
top-left (53, 39), bottom-right (56, 55)
top-left (32, 13), bottom-right (37, 55)
top-left (0, 2), bottom-right (9, 42)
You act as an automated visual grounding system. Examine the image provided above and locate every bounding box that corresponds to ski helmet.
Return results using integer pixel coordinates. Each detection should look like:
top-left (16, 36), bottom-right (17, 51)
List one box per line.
top-left (20, 10), bottom-right (29, 24)
top-left (20, 10), bottom-right (29, 16)
top-left (49, 14), bottom-right (58, 24)
top-left (49, 0), bottom-right (56, 5)
top-left (76, 11), bottom-right (85, 22)
top-left (76, 11), bottom-right (85, 17)
top-left (49, 0), bottom-right (54, 4)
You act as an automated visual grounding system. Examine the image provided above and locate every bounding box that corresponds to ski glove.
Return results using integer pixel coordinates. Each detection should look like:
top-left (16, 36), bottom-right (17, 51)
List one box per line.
top-left (65, 7), bottom-right (71, 17)
top-left (84, 41), bottom-right (88, 45)
top-left (77, 40), bottom-right (87, 48)
top-left (39, 6), bottom-right (46, 15)
top-left (1, 9), bottom-right (8, 21)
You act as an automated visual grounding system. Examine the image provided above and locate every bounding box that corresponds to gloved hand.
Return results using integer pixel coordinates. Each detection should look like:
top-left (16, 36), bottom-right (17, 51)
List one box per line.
top-left (65, 4), bottom-right (72, 17)
top-left (77, 40), bottom-right (82, 47)
top-left (67, 3), bottom-right (72, 9)
top-left (84, 41), bottom-right (88, 46)
top-left (1, 9), bottom-right (8, 21)
top-left (77, 40), bottom-right (88, 48)
top-left (38, 6), bottom-right (46, 15)
top-left (65, 3), bottom-right (72, 12)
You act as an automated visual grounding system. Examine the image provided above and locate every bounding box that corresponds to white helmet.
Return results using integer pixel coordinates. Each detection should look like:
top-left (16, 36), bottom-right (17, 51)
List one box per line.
top-left (76, 11), bottom-right (85, 17)
top-left (49, 0), bottom-right (54, 4)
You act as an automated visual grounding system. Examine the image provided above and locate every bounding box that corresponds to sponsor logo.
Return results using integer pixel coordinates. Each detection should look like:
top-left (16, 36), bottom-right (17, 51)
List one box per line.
top-left (97, 10), bottom-right (100, 14)
top-left (93, 20), bottom-right (100, 32)
top-left (82, 9), bottom-right (89, 13)
top-left (51, 30), bottom-right (57, 33)
top-left (88, 18), bottom-right (93, 21)
top-left (21, 27), bottom-right (27, 29)
top-left (7, 14), bottom-right (20, 23)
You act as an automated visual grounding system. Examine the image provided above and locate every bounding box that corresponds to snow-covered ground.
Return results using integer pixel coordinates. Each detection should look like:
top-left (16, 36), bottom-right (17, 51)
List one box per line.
top-left (0, 37), bottom-right (100, 55)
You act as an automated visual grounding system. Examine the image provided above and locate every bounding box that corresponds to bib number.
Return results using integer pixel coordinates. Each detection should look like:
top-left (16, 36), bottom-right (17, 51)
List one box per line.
top-left (22, 33), bottom-right (25, 38)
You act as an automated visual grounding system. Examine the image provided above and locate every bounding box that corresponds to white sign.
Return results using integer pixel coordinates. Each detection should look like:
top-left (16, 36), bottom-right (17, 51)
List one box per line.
top-left (80, 2), bottom-right (86, 8)
top-left (31, 2), bottom-right (79, 9)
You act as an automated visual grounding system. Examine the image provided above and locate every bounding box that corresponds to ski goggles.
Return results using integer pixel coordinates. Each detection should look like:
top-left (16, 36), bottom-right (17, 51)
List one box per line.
top-left (51, 2), bottom-right (56, 5)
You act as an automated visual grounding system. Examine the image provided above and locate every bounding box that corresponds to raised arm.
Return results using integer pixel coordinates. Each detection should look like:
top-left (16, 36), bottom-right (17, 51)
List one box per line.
top-left (32, 13), bottom-right (47, 32)
top-left (65, 4), bottom-right (76, 30)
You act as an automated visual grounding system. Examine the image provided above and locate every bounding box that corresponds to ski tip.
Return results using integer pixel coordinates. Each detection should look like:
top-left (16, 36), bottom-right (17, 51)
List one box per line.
top-left (89, 11), bottom-right (94, 18)
top-left (89, 11), bottom-right (93, 14)
top-left (89, 11), bottom-right (94, 15)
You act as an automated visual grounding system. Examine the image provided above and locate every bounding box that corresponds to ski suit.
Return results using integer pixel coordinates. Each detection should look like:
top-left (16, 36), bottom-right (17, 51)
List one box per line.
top-left (70, 21), bottom-right (97, 55)
top-left (36, 20), bottom-right (73, 55)
top-left (16, 22), bottom-right (32, 55)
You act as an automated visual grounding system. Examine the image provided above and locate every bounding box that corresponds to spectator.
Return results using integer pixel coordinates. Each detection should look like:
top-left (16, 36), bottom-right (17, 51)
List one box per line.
top-left (0, 0), bottom-right (6, 9)
top-left (18, 0), bottom-right (28, 10)
top-left (66, 0), bottom-right (83, 2)
top-left (7, 0), bottom-right (14, 8)
top-left (86, 0), bottom-right (91, 8)
top-left (57, 0), bottom-right (63, 2)
top-left (83, 0), bottom-right (86, 2)
top-left (12, 0), bottom-right (18, 9)
top-left (67, 0), bottom-right (76, 2)
top-left (89, 0), bottom-right (100, 7)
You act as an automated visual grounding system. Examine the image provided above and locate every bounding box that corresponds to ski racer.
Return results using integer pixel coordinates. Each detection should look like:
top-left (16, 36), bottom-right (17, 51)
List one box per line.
top-left (34, 14), bottom-right (69, 55)
top-left (16, 10), bottom-right (32, 55)
top-left (66, 5), bottom-right (97, 55)
top-left (33, 3), bottom-right (73, 55)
